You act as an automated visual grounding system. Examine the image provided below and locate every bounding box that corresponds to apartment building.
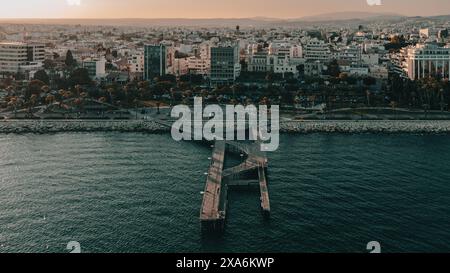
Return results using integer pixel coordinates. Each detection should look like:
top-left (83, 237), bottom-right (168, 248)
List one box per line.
top-left (82, 57), bottom-right (107, 79)
top-left (405, 43), bottom-right (450, 80)
top-left (128, 53), bottom-right (144, 73)
top-left (304, 39), bottom-right (331, 63)
top-left (0, 42), bottom-right (45, 75)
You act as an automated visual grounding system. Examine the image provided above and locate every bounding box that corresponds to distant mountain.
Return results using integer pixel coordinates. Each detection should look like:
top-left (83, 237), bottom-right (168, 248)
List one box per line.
top-left (0, 18), bottom-right (278, 27)
top-left (427, 14), bottom-right (450, 20)
top-left (295, 11), bottom-right (404, 22)
top-left (0, 12), bottom-right (433, 28)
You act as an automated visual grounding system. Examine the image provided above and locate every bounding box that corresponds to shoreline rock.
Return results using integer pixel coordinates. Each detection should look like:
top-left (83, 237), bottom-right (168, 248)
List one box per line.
top-left (2, 120), bottom-right (450, 135)
top-left (279, 120), bottom-right (450, 134)
top-left (0, 120), bottom-right (169, 134)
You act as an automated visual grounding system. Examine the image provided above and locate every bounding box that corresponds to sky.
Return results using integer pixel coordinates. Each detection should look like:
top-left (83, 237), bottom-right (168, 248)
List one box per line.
top-left (1, 0), bottom-right (450, 19)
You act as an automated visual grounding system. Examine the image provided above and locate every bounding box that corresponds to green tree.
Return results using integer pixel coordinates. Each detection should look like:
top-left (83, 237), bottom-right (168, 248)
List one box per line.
top-left (27, 80), bottom-right (45, 98)
top-left (363, 76), bottom-right (376, 86)
top-left (43, 59), bottom-right (56, 70)
top-left (328, 59), bottom-right (340, 78)
top-left (68, 68), bottom-right (92, 87)
top-left (65, 50), bottom-right (76, 67)
top-left (34, 70), bottom-right (50, 85)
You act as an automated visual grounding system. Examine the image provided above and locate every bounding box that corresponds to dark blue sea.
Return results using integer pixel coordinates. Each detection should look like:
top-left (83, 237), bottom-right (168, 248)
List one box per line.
top-left (1, 133), bottom-right (450, 253)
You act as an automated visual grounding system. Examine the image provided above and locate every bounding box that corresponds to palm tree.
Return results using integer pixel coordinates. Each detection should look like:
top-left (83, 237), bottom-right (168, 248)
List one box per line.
top-left (389, 101), bottom-right (398, 119)
top-left (28, 94), bottom-right (38, 117)
top-left (6, 85), bottom-right (14, 96)
top-left (121, 85), bottom-right (130, 106)
top-left (45, 94), bottom-right (55, 105)
top-left (133, 99), bottom-right (139, 119)
top-left (63, 91), bottom-right (73, 100)
top-left (366, 89), bottom-right (371, 107)
top-left (294, 95), bottom-right (301, 117)
top-left (107, 87), bottom-right (115, 105)
top-left (156, 102), bottom-right (161, 115)
top-left (439, 88), bottom-right (447, 112)
top-left (58, 89), bottom-right (66, 103)
top-left (74, 84), bottom-right (82, 97)
top-left (41, 85), bottom-right (50, 94)
top-left (8, 96), bottom-right (18, 118)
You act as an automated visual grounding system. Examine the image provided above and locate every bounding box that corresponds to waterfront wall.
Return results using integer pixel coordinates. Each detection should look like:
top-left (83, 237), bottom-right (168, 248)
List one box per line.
top-left (2, 120), bottom-right (450, 134)
top-left (280, 120), bottom-right (450, 134)
top-left (0, 120), bottom-right (168, 134)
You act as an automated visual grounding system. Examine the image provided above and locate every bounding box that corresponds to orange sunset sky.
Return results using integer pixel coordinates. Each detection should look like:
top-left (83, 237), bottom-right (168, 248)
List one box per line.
top-left (1, 0), bottom-right (450, 19)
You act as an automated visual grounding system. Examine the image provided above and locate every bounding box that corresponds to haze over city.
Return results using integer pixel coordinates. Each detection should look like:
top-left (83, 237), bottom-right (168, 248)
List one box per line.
top-left (1, 0), bottom-right (450, 19)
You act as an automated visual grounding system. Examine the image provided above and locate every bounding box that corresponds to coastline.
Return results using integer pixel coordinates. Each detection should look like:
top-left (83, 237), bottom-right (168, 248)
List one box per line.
top-left (2, 119), bottom-right (450, 134)
top-left (280, 120), bottom-right (450, 134)
top-left (0, 120), bottom-right (168, 134)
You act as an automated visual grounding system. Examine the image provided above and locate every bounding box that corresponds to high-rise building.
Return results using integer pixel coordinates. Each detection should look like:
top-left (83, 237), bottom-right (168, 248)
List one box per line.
top-left (0, 42), bottom-right (45, 75)
top-left (210, 44), bottom-right (241, 86)
top-left (405, 43), bottom-right (450, 80)
top-left (144, 44), bottom-right (167, 81)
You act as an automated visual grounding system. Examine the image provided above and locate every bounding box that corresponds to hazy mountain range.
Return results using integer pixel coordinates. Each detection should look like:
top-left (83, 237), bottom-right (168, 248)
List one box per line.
top-left (293, 11), bottom-right (404, 22)
top-left (0, 11), bottom-right (447, 27)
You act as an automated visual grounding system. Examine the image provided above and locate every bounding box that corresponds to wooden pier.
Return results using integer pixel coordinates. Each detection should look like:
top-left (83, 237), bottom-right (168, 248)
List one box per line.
top-left (153, 117), bottom-right (271, 232)
top-left (200, 141), bottom-right (227, 231)
top-left (200, 140), bottom-right (270, 232)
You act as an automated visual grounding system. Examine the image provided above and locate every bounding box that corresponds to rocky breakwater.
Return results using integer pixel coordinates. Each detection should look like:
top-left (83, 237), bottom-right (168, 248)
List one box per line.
top-left (3, 119), bottom-right (450, 135)
top-left (280, 120), bottom-right (450, 134)
top-left (0, 120), bottom-right (170, 134)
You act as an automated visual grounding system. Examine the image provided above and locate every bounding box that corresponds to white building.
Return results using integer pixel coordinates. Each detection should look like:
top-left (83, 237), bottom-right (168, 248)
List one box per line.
top-left (334, 44), bottom-right (362, 63)
top-left (128, 54), bottom-right (144, 73)
top-left (247, 42), bottom-right (303, 76)
top-left (274, 56), bottom-right (300, 76)
top-left (187, 56), bottom-right (210, 75)
top-left (199, 44), bottom-right (211, 60)
top-left (169, 58), bottom-right (189, 76)
top-left (82, 57), bottom-right (107, 79)
top-left (369, 65), bottom-right (389, 79)
top-left (419, 28), bottom-right (438, 39)
top-left (290, 45), bottom-right (303, 59)
top-left (405, 43), bottom-right (450, 80)
top-left (304, 39), bottom-right (331, 63)
top-left (304, 61), bottom-right (323, 77)
top-left (0, 42), bottom-right (45, 75)
top-left (361, 53), bottom-right (380, 66)
top-left (348, 64), bottom-right (369, 77)
top-left (247, 51), bottom-right (272, 72)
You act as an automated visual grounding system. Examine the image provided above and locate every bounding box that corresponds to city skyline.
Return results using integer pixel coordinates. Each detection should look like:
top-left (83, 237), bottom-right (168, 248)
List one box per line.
top-left (1, 0), bottom-right (450, 19)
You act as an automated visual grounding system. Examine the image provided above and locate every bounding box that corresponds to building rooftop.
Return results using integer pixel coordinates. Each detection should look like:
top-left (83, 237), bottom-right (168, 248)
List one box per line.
top-left (0, 41), bottom-right (27, 46)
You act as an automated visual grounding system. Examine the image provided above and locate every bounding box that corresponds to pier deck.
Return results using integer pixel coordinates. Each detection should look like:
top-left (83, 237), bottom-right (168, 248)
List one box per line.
top-left (258, 165), bottom-right (271, 215)
top-left (152, 116), bottom-right (271, 232)
top-left (200, 141), bottom-right (226, 228)
top-left (200, 140), bottom-right (270, 232)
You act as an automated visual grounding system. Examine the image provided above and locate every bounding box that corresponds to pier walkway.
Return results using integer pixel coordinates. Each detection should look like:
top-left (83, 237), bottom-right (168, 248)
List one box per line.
top-left (200, 141), bottom-right (226, 228)
top-left (152, 116), bottom-right (271, 232)
top-left (200, 140), bottom-right (270, 232)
